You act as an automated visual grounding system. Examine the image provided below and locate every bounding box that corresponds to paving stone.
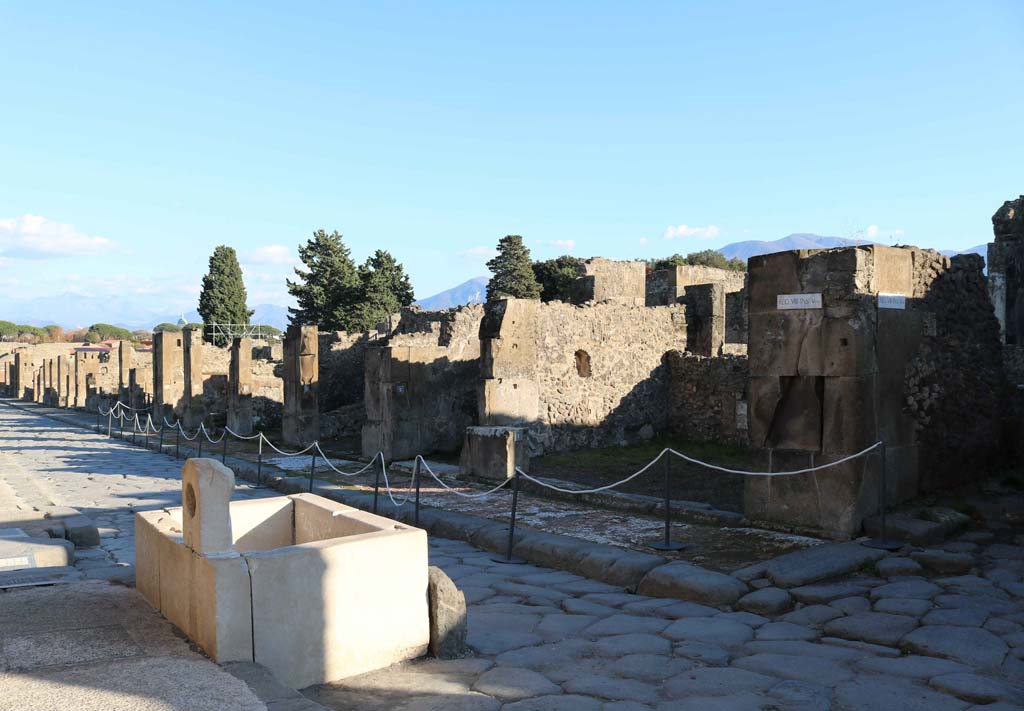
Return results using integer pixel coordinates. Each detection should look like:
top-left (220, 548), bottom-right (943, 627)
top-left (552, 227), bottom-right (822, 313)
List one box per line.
top-left (636, 561), bottom-right (748, 606)
top-left (582, 614), bottom-right (668, 637)
top-left (467, 631), bottom-right (543, 655)
top-left (833, 675), bottom-right (970, 711)
top-left (913, 550), bottom-right (976, 575)
top-left (536, 614), bottom-right (598, 638)
top-left (830, 596), bottom-right (872, 615)
top-left (736, 587), bottom-right (793, 615)
top-left (922, 606), bottom-right (990, 627)
top-left (823, 612), bottom-right (919, 647)
top-left (734, 652), bottom-right (854, 685)
top-left (748, 578), bottom-right (772, 590)
top-left (562, 675), bottom-right (660, 703)
top-left (654, 692), bottom-right (773, 711)
top-left (765, 543), bottom-right (885, 588)
top-left (662, 617), bottom-right (754, 647)
top-left (984, 618), bottom-right (1022, 636)
top-left (502, 695), bottom-right (601, 711)
top-left (471, 666), bottom-right (561, 701)
top-left (782, 604), bottom-right (844, 627)
top-left (672, 641), bottom-right (731, 666)
top-left (934, 594), bottom-right (1018, 615)
top-left (929, 673), bottom-right (1023, 705)
top-left (901, 626), bottom-right (1009, 668)
top-left (614, 653), bottom-right (693, 682)
top-left (663, 667), bottom-right (777, 698)
top-left (986, 544), bottom-right (1024, 561)
top-left (593, 633), bottom-right (671, 657)
top-left (870, 579), bottom-right (943, 600)
top-left (619, 598), bottom-right (676, 615)
top-left (754, 621), bottom-right (819, 641)
top-left (582, 593), bottom-right (640, 608)
top-left (792, 583), bottom-right (869, 604)
top-left (821, 637), bottom-right (902, 658)
top-left (562, 598), bottom-right (618, 617)
top-left (651, 601), bottom-right (720, 619)
top-left (767, 680), bottom-right (832, 711)
top-left (494, 639), bottom-right (594, 670)
top-left (941, 542), bottom-right (979, 554)
top-left (743, 640), bottom-right (864, 661)
top-left (732, 562), bottom-right (768, 582)
top-left (857, 654), bottom-right (972, 679)
top-left (714, 611), bottom-right (768, 628)
top-left (874, 598), bottom-right (933, 617)
top-left (877, 557), bottom-right (925, 577)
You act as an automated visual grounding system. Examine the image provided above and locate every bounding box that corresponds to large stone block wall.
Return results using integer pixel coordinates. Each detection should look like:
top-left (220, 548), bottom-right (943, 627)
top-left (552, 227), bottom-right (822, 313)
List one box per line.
top-left (361, 306), bottom-right (484, 460)
top-left (666, 352), bottom-right (749, 444)
top-left (988, 195), bottom-right (1024, 344)
top-left (570, 258), bottom-right (647, 306)
top-left (479, 298), bottom-right (687, 454)
top-left (646, 265), bottom-right (746, 306)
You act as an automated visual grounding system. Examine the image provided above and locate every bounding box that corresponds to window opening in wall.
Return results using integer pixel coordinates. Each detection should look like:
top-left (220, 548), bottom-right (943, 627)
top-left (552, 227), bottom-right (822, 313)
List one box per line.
top-left (575, 350), bottom-right (592, 378)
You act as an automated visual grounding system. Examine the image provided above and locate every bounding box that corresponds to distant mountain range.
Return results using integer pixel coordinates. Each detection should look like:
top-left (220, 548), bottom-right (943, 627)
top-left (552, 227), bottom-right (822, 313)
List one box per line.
top-left (2, 236), bottom-right (990, 326)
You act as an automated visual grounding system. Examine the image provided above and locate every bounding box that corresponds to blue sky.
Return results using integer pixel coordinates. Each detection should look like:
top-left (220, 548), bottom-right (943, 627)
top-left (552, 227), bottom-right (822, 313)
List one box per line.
top-left (1, 1), bottom-right (1022, 318)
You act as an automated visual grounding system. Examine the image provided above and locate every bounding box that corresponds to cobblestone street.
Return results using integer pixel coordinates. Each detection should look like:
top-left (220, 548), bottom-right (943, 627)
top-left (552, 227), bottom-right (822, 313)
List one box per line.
top-left (2, 401), bottom-right (1024, 710)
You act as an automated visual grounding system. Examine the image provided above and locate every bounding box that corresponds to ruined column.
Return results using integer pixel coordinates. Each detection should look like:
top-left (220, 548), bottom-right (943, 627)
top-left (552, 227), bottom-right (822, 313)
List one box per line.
top-left (182, 326), bottom-right (205, 428)
top-left (13, 352), bottom-right (29, 400)
top-left (73, 352), bottom-right (89, 409)
top-left (683, 282), bottom-right (726, 356)
top-left (34, 367), bottom-right (44, 403)
top-left (282, 324), bottom-right (319, 446)
top-left (152, 331), bottom-right (185, 423)
top-left (226, 337), bottom-right (254, 436)
top-left (988, 195), bottom-right (1024, 345)
top-left (56, 356), bottom-right (68, 408)
top-left (118, 340), bottom-right (133, 404)
top-left (46, 358), bottom-right (57, 406)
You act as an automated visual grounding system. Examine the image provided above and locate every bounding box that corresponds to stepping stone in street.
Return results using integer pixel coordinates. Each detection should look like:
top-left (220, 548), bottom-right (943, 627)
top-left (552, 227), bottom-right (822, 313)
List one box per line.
top-left (765, 543), bottom-right (885, 588)
top-left (636, 561), bottom-right (748, 606)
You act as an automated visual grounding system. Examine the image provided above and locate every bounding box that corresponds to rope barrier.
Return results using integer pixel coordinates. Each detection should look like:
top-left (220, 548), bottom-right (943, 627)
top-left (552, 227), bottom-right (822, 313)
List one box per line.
top-left (416, 456), bottom-right (514, 499)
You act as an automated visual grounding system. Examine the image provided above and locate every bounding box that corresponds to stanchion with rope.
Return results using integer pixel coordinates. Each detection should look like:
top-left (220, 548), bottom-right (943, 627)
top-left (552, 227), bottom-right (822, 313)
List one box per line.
top-left (309, 451), bottom-right (317, 493)
top-left (413, 457), bottom-right (421, 527)
top-left (373, 455), bottom-right (383, 514)
top-left (648, 451), bottom-right (685, 552)
top-left (221, 430), bottom-right (228, 464)
top-left (492, 469), bottom-right (525, 564)
top-left (256, 435), bottom-right (263, 485)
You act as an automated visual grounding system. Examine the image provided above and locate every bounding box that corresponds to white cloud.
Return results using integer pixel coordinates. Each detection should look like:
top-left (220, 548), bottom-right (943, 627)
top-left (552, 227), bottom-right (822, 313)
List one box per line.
top-left (245, 244), bottom-right (294, 266)
top-left (0, 214), bottom-right (114, 259)
top-left (639, 237), bottom-right (649, 246)
top-left (662, 224), bottom-right (721, 241)
top-left (865, 225), bottom-right (905, 240)
top-left (550, 239), bottom-right (575, 251)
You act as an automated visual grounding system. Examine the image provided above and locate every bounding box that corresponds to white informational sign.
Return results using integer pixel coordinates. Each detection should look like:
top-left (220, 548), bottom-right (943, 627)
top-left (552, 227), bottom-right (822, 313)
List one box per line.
top-left (878, 293), bottom-right (907, 310)
top-left (777, 293), bottom-right (823, 310)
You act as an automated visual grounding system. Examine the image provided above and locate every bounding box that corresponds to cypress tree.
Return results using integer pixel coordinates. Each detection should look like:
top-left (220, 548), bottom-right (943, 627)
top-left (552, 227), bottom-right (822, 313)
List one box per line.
top-left (198, 245), bottom-right (252, 345)
top-left (286, 230), bottom-right (360, 330)
top-left (486, 235), bottom-right (542, 301)
top-left (347, 250), bottom-right (415, 331)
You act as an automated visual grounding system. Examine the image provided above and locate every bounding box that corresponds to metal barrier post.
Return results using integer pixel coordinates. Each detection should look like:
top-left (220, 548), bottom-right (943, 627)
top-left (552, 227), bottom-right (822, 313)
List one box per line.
top-left (414, 457), bottom-right (421, 527)
top-left (309, 451), bottom-right (317, 493)
top-left (175, 425), bottom-right (180, 460)
top-left (492, 470), bottom-right (525, 564)
top-left (119, 413), bottom-right (124, 440)
top-left (197, 431), bottom-right (203, 458)
top-left (95, 410), bottom-right (100, 433)
top-left (863, 442), bottom-right (901, 550)
top-left (648, 452), bottom-right (685, 551)
top-left (107, 410), bottom-right (112, 438)
top-left (221, 431), bottom-right (228, 464)
top-left (373, 454), bottom-right (383, 514)
top-left (130, 416), bottom-right (136, 445)
top-left (158, 424), bottom-right (164, 454)
top-left (257, 437), bottom-right (263, 485)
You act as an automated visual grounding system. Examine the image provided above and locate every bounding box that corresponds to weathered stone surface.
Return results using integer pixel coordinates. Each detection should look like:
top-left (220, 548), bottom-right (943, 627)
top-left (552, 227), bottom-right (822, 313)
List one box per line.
top-left (830, 596), bottom-right (872, 615)
top-left (822, 636), bottom-right (902, 658)
top-left (912, 550), bottom-right (976, 575)
top-left (503, 695), bottom-right (600, 711)
top-left (874, 598), bottom-right (932, 618)
top-left (791, 582), bottom-right (869, 604)
top-left (672, 641), bottom-right (731, 666)
top-left (576, 548), bottom-right (666, 589)
top-left (733, 652), bottom-right (854, 685)
top-left (782, 604), bottom-right (843, 627)
top-left (833, 676), bottom-right (970, 711)
top-left (901, 626), bottom-right (1008, 668)
top-left (428, 566), bottom-right (468, 659)
top-left (877, 557), bottom-right (925, 577)
top-left (581, 614), bottom-right (668, 637)
top-left (824, 612), bottom-right (919, 647)
top-left (922, 607), bottom-right (990, 627)
top-left (664, 667), bottom-right (776, 698)
top-left (766, 543), bottom-right (885, 588)
top-left (870, 579), bottom-right (942, 600)
top-left (864, 515), bottom-right (945, 547)
top-left (562, 674), bottom-right (659, 703)
top-left (857, 655), bottom-right (972, 679)
top-left (471, 667), bottom-right (560, 701)
top-left (755, 621), bottom-right (819, 642)
top-left (736, 587), bottom-right (793, 615)
top-left (929, 673), bottom-right (1022, 705)
top-left (662, 618), bottom-right (753, 646)
top-left (637, 561), bottom-right (747, 605)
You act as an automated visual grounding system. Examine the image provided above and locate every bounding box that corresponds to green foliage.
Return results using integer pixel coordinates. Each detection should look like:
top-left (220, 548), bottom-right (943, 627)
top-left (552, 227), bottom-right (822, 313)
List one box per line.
top-left (153, 322), bottom-right (182, 333)
top-left (650, 249), bottom-right (745, 272)
top-left (346, 250), bottom-right (415, 332)
top-left (198, 245), bottom-right (253, 345)
top-left (0, 321), bottom-right (45, 341)
top-left (486, 235), bottom-right (542, 301)
top-left (254, 324), bottom-right (282, 337)
top-left (532, 255), bottom-right (583, 302)
top-left (85, 323), bottom-right (134, 342)
top-left (287, 230), bottom-right (361, 330)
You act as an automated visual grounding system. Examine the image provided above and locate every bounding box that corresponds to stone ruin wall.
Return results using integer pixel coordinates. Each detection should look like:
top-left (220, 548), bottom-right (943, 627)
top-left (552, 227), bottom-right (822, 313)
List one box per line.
top-left (361, 305), bottom-right (484, 460)
top-left (666, 352), bottom-right (748, 445)
top-left (318, 331), bottom-right (381, 441)
top-left (479, 298), bottom-right (687, 455)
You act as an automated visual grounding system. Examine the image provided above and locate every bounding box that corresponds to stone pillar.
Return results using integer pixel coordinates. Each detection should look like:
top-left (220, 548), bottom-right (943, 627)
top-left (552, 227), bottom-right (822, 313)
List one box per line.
top-left (182, 326), bottom-right (205, 428)
top-left (56, 356), bottom-right (67, 408)
top-left (34, 367), bottom-right (44, 403)
top-left (118, 340), bottom-right (133, 403)
top-left (152, 331), bottom-right (185, 423)
top-left (13, 352), bottom-right (28, 400)
top-left (227, 337), bottom-right (254, 436)
top-left (46, 358), bottom-right (56, 405)
top-left (72, 352), bottom-right (98, 409)
top-left (683, 282), bottom-right (726, 356)
top-left (988, 195), bottom-right (1024, 345)
top-left (282, 324), bottom-right (319, 446)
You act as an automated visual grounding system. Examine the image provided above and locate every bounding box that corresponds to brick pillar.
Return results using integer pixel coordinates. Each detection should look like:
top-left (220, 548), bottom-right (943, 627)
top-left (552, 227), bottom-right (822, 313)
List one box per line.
top-left (282, 324), bottom-right (319, 446)
top-left (182, 326), bottom-right (205, 428)
top-left (152, 331), bottom-right (185, 423)
top-left (227, 337), bottom-right (254, 436)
